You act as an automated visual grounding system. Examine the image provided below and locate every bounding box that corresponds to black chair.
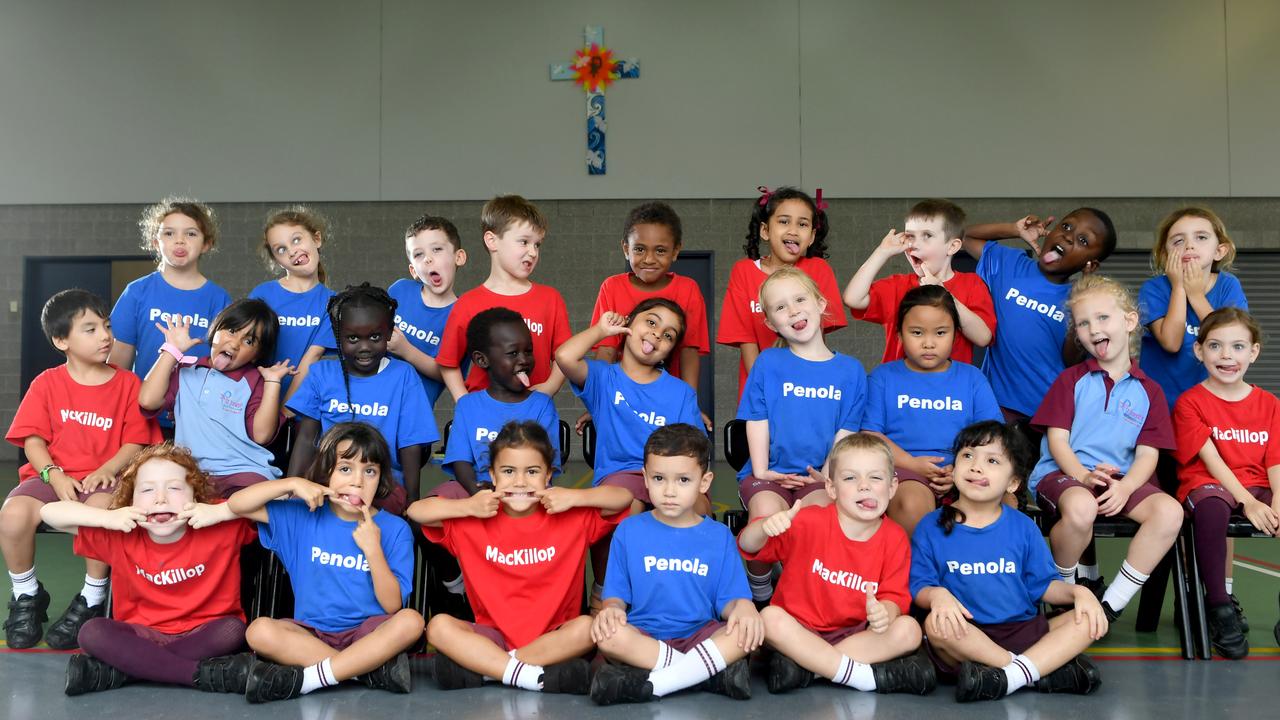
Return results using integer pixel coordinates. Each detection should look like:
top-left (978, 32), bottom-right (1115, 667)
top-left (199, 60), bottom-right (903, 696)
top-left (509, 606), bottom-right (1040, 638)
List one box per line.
top-left (721, 420), bottom-right (749, 534)
top-left (582, 420), bottom-right (597, 469)
top-left (1183, 516), bottom-right (1272, 660)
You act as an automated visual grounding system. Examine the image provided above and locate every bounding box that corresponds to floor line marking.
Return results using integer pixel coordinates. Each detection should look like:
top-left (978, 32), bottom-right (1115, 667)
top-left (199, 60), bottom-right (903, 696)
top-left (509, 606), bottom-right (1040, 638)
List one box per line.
top-left (1235, 554), bottom-right (1280, 572)
top-left (1233, 560), bottom-right (1280, 579)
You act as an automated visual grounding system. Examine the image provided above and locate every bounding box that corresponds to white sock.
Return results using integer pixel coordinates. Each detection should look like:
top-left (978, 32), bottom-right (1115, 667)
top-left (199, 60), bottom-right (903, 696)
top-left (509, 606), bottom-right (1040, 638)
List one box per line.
top-left (1055, 563), bottom-right (1078, 584)
top-left (831, 655), bottom-right (876, 692)
top-left (1002, 653), bottom-right (1040, 694)
top-left (300, 658), bottom-right (337, 695)
top-left (1225, 577), bottom-right (1233, 595)
top-left (443, 574), bottom-right (466, 596)
top-left (649, 639), bottom-right (726, 697)
top-left (1101, 561), bottom-right (1149, 611)
top-left (1077, 564), bottom-right (1100, 581)
top-left (748, 571), bottom-right (773, 601)
top-left (503, 656), bottom-right (543, 692)
top-left (9, 568), bottom-right (38, 599)
top-left (80, 575), bottom-right (109, 607)
top-left (652, 641), bottom-right (678, 670)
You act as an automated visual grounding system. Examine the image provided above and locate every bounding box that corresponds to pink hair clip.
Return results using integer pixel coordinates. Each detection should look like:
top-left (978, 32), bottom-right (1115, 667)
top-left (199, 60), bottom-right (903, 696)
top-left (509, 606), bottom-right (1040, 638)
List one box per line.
top-left (756, 185), bottom-right (773, 207)
top-left (814, 188), bottom-right (828, 213)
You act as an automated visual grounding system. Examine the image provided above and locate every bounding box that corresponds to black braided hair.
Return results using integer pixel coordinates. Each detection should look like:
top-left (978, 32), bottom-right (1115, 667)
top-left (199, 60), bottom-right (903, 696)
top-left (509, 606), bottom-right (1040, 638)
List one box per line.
top-left (742, 186), bottom-right (829, 260)
top-left (938, 420), bottom-right (1035, 535)
top-left (326, 283), bottom-right (398, 421)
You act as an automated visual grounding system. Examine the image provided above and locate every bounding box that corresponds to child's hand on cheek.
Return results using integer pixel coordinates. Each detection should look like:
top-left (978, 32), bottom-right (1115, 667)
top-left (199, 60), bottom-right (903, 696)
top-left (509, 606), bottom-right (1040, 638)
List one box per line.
top-left (1015, 215), bottom-right (1054, 255)
top-left (106, 507), bottom-right (146, 532)
top-left (469, 490), bottom-right (500, 518)
top-left (536, 487), bottom-right (576, 514)
top-left (178, 502), bottom-right (221, 529)
top-left (352, 505), bottom-right (381, 554)
top-left (291, 479), bottom-right (334, 511)
top-left (155, 317), bottom-right (202, 353)
top-left (258, 359), bottom-right (297, 383)
top-left (1164, 247), bottom-right (1185, 286)
top-left (1182, 261), bottom-right (1208, 298)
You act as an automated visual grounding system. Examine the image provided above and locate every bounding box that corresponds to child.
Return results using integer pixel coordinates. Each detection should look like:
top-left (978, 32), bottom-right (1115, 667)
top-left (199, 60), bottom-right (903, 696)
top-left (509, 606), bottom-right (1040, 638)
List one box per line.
top-left (1029, 275), bottom-right (1185, 622)
top-left (109, 197), bottom-right (232, 395)
top-left (589, 423), bottom-right (762, 705)
top-left (436, 195), bottom-right (571, 399)
top-left (249, 206), bottom-right (337, 398)
top-left (443, 308), bottom-right (561, 495)
top-left (286, 284), bottom-right (439, 513)
top-left (1171, 308), bottom-right (1279, 658)
top-left (387, 214), bottom-right (467, 409)
top-left (717, 186), bottom-right (847, 398)
top-left (738, 433), bottom-right (933, 696)
top-left (137, 299), bottom-right (292, 497)
top-left (410, 421), bottom-right (631, 695)
top-left (862, 285), bottom-right (1003, 535)
top-left (227, 423), bottom-right (424, 703)
top-left (736, 267), bottom-right (866, 604)
top-left (844, 199), bottom-right (995, 364)
top-left (586, 202), bottom-right (710, 427)
top-left (40, 443), bottom-right (257, 695)
top-left (911, 421), bottom-right (1106, 702)
top-left (2, 289), bottom-right (160, 650)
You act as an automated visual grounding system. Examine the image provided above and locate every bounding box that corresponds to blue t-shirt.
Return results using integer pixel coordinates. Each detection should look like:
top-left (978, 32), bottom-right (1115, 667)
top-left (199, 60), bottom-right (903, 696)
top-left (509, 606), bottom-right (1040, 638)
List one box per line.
top-left (977, 243), bottom-right (1071, 417)
top-left (110, 271), bottom-right (232, 379)
top-left (573, 360), bottom-right (703, 482)
top-left (286, 357), bottom-right (440, 484)
top-left (602, 513), bottom-right (750, 640)
top-left (910, 507), bottom-right (1057, 625)
top-left (736, 348), bottom-right (866, 480)
top-left (259, 499), bottom-right (414, 632)
top-left (388, 278), bottom-right (454, 409)
top-left (1138, 272), bottom-right (1248, 409)
top-left (862, 360), bottom-right (1003, 465)
top-left (248, 280), bottom-right (336, 396)
top-left (444, 390), bottom-right (561, 483)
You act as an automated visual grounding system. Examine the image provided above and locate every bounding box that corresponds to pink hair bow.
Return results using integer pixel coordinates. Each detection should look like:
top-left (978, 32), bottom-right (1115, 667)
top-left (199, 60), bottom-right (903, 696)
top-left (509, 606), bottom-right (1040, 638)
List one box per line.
top-left (757, 185), bottom-right (773, 207)
top-left (814, 188), bottom-right (828, 213)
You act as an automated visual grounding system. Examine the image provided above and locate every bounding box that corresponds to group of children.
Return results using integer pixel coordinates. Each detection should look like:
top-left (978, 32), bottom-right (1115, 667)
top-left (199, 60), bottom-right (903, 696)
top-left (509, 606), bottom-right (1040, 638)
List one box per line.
top-left (1, 189), bottom-right (1275, 706)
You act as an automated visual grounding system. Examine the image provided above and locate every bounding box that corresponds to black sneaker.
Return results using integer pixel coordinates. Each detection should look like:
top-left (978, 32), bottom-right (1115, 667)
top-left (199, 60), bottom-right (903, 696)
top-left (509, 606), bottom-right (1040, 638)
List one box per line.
top-left (872, 653), bottom-right (937, 695)
top-left (245, 658), bottom-right (304, 703)
top-left (1102, 601), bottom-right (1121, 624)
top-left (955, 661), bottom-right (1007, 702)
top-left (589, 663), bottom-right (653, 705)
top-left (432, 653), bottom-right (483, 690)
top-left (1035, 655), bottom-right (1102, 694)
top-left (3, 583), bottom-right (51, 649)
top-left (361, 652), bottom-right (412, 693)
top-left (1228, 593), bottom-right (1250, 633)
top-left (541, 658), bottom-right (590, 694)
top-left (766, 652), bottom-right (813, 694)
top-left (193, 652), bottom-right (253, 693)
top-left (65, 654), bottom-right (129, 696)
top-left (46, 593), bottom-right (105, 650)
top-left (704, 658), bottom-right (752, 699)
top-left (1076, 576), bottom-right (1108, 601)
top-left (1207, 603), bottom-right (1249, 660)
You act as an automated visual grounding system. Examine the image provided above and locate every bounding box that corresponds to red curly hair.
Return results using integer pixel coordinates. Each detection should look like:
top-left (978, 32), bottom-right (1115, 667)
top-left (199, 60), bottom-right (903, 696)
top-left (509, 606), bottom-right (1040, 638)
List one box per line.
top-left (111, 442), bottom-right (216, 509)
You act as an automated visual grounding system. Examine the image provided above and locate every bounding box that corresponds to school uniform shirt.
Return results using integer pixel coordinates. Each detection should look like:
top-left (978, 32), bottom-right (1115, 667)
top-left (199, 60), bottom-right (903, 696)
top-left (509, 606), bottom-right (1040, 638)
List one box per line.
top-left (1138, 273), bottom-right (1248, 409)
top-left (443, 390), bottom-right (561, 483)
top-left (248, 280), bottom-right (336, 396)
top-left (910, 507), bottom-right (1057, 625)
top-left (260, 499), bottom-right (414, 633)
top-left (735, 348), bottom-right (866, 481)
top-left (590, 272), bottom-right (711, 381)
top-left (976, 243), bottom-right (1071, 417)
top-left (603, 513), bottom-right (750, 640)
top-left (5, 365), bottom-right (160, 481)
top-left (862, 360), bottom-right (1003, 465)
top-left (435, 283), bottom-right (571, 393)
top-left (852, 272), bottom-right (996, 365)
top-left (388, 278), bottom-right (454, 408)
top-left (1028, 358), bottom-right (1174, 493)
top-left (1172, 384), bottom-right (1280, 502)
top-left (574, 360), bottom-right (703, 482)
top-left (110, 271), bottom-right (232, 381)
top-left (75, 518), bottom-right (256, 633)
top-left (285, 357), bottom-right (439, 484)
top-left (716, 257), bottom-right (848, 399)
top-left (742, 505), bottom-right (911, 633)
top-left (423, 506), bottom-right (624, 649)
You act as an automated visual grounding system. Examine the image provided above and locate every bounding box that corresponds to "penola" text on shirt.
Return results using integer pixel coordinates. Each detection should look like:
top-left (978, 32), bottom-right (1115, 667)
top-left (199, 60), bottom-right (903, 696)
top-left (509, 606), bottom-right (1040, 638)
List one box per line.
top-left (311, 546), bottom-right (370, 571)
top-left (946, 557), bottom-right (1017, 575)
top-left (326, 399), bottom-right (389, 416)
top-left (897, 395), bottom-right (963, 410)
top-left (643, 555), bottom-right (709, 576)
top-left (1004, 288), bottom-right (1065, 322)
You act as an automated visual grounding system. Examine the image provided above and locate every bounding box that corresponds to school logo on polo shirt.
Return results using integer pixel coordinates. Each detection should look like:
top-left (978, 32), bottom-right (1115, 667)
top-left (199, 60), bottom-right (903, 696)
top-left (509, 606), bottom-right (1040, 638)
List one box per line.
top-left (1003, 287), bottom-right (1064, 322)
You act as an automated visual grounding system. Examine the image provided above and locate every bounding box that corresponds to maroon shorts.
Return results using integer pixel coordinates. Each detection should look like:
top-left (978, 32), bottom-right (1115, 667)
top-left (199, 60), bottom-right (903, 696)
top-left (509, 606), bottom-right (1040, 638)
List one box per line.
top-left (818, 620), bottom-right (869, 645)
top-left (926, 614), bottom-right (1049, 677)
top-left (6, 479), bottom-right (111, 504)
top-left (738, 475), bottom-right (827, 508)
top-left (125, 617), bottom-right (247, 646)
top-left (600, 471), bottom-right (650, 505)
top-left (374, 484), bottom-right (408, 516)
top-left (284, 614), bottom-right (391, 650)
top-left (1035, 471), bottom-right (1164, 518)
top-left (426, 480), bottom-right (470, 500)
top-left (638, 620), bottom-right (724, 654)
top-left (895, 466), bottom-right (948, 502)
top-left (1185, 484), bottom-right (1274, 511)
top-left (467, 618), bottom-right (580, 652)
top-left (209, 472), bottom-right (271, 499)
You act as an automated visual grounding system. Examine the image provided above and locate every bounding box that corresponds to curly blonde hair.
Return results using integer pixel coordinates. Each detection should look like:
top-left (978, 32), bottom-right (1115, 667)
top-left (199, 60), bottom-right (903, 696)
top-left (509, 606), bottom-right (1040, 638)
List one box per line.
top-left (138, 197), bottom-right (218, 259)
top-left (261, 205), bottom-right (330, 283)
top-left (111, 442), bottom-right (215, 509)
top-left (1067, 274), bottom-right (1142, 357)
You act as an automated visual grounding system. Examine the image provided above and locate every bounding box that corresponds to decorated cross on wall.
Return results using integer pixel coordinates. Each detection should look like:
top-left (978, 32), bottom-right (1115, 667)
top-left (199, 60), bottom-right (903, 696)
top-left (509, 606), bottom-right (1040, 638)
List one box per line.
top-left (549, 26), bottom-right (640, 175)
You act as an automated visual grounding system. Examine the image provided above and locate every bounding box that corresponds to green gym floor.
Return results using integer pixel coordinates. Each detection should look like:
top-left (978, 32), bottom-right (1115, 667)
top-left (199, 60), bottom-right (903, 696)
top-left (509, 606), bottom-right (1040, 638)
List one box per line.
top-left (2, 460), bottom-right (1277, 719)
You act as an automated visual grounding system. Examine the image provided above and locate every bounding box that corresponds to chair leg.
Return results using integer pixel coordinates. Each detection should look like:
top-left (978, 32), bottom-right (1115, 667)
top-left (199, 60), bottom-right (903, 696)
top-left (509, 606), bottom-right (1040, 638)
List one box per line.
top-left (1182, 524), bottom-right (1211, 659)
top-left (1135, 548), bottom-right (1173, 633)
top-left (1170, 531), bottom-right (1193, 660)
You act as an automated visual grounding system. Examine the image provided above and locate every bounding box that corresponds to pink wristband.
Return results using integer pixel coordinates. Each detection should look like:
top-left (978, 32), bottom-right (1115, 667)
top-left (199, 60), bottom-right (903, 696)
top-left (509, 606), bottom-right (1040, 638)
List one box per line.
top-left (159, 342), bottom-right (186, 362)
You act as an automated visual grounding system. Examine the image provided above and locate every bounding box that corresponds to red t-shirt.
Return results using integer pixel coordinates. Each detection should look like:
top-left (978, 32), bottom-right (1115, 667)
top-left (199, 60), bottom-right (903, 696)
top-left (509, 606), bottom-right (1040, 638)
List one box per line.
top-left (436, 283), bottom-right (572, 392)
top-left (1173, 384), bottom-right (1280, 502)
top-left (742, 504), bottom-right (911, 633)
top-left (715, 257), bottom-right (848, 398)
top-left (424, 506), bottom-right (623, 648)
top-left (851, 272), bottom-right (996, 364)
top-left (6, 365), bottom-right (161, 481)
top-left (590, 272), bottom-right (710, 381)
top-left (73, 518), bottom-right (256, 633)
